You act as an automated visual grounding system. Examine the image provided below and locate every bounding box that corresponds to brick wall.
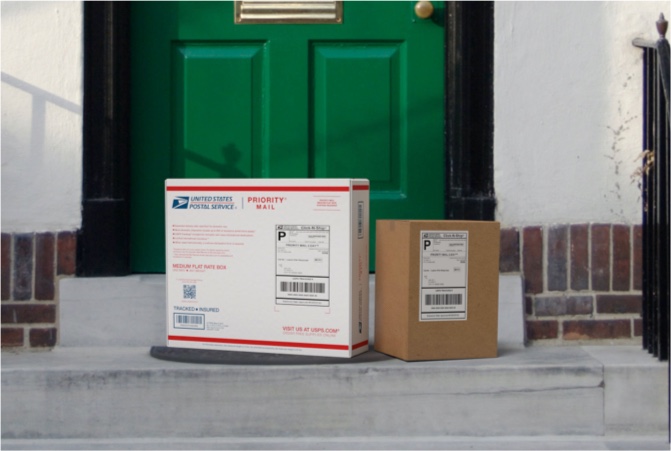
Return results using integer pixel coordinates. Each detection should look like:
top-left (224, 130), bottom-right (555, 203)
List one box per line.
top-left (500, 224), bottom-right (643, 344)
top-left (1, 232), bottom-right (76, 349)
top-left (1, 224), bottom-right (643, 349)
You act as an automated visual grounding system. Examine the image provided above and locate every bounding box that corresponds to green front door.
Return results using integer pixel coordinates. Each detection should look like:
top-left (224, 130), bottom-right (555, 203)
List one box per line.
top-left (131, 1), bottom-right (445, 273)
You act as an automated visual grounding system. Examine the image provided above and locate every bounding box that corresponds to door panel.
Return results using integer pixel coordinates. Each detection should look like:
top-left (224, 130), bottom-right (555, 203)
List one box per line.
top-left (131, 1), bottom-right (444, 272)
top-left (311, 43), bottom-right (401, 186)
top-left (172, 43), bottom-right (265, 178)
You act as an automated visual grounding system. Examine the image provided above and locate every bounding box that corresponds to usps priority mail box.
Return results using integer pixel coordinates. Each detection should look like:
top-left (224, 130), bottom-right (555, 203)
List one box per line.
top-left (165, 179), bottom-right (370, 358)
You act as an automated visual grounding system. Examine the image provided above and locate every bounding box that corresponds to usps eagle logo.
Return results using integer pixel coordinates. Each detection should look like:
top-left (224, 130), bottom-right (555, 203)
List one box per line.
top-left (172, 196), bottom-right (189, 209)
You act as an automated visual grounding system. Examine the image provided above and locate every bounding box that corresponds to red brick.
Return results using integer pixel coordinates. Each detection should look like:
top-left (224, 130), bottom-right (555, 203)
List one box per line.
top-left (633, 318), bottom-right (643, 336)
top-left (591, 224), bottom-right (611, 291)
top-left (633, 225), bottom-right (642, 290)
top-left (29, 327), bottom-right (57, 347)
top-left (57, 231), bottom-right (76, 276)
top-left (1, 327), bottom-right (24, 347)
top-left (35, 233), bottom-right (55, 300)
top-left (563, 319), bottom-right (631, 340)
top-left (534, 295), bottom-right (593, 317)
top-left (596, 294), bottom-right (641, 314)
top-left (612, 225), bottom-right (630, 291)
top-left (523, 227), bottom-right (543, 294)
top-left (2, 304), bottom-right (56, 324)
top-left (526, 320), bottom-right (558, 340)
top-left (570, 224), bottom-right (589, 291)
top-left (13, 234), bottom-right (33, 301)
top-left (2, 233), bottom-right (10, 300)
top-left (499, 228), bottom-right (520, 273)
top-left (525, 295), bottom-right (534, 316)
top-left (567, 296), bottom-right (594, 315)
top-left (1, 305), bottom-right (16, 323)
top-left (547, 225), bottom-right (568, 291)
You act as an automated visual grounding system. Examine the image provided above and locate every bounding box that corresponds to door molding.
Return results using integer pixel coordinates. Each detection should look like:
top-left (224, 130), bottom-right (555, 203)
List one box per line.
top-left (78, 2), bottom-right (131, 276)
top-left (79, 1), bottom-right (495, 276)
top-left (444, 1), bottom-right (495, 220)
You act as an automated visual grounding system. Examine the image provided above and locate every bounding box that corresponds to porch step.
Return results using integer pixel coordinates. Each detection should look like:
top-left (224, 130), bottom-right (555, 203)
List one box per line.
top-left (2, 275), bottom-right (667, 448)
top-left (1, 345), bottom-right (668, 448)
top-left (58, 274), bottom-right (526, 348)
top-left (2, 435), bottom-right (669, 450)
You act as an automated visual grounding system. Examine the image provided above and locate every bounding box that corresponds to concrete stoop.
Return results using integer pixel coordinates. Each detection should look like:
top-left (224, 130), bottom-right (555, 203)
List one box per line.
top-left (1, 275), bottom-right (668, 450)
top-left (1, 345), bottom-right (668, 450)
top-left (1, 436), bottom-right (670, 451)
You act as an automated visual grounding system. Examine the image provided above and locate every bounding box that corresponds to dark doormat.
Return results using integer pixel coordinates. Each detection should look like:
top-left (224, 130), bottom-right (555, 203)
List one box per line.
top-left (150, 345), bottom-right (394, 365)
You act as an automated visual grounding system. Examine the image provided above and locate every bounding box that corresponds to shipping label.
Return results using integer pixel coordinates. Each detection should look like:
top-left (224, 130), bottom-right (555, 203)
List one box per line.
top-left (276, 225), bottom-right (330, 306)
top-left (420, 231), bottom-right (468, 321)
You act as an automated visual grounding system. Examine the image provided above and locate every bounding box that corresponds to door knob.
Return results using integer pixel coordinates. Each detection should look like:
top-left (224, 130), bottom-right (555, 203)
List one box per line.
top-left (414, 1), bottom-right (434, 19)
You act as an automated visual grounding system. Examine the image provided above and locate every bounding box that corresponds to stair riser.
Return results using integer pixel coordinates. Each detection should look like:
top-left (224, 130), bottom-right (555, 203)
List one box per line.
top-left (2, 366), bottom-right (603, 439)
top-left (59, 275), bottom-right (526, 349)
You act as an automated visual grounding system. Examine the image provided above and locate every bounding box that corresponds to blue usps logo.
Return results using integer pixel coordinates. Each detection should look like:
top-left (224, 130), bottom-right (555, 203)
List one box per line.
top-left (172, 196), bottom-right (189, 209)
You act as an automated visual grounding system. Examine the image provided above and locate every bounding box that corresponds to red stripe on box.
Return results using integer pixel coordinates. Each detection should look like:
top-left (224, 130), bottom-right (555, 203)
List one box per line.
top-left (169, 335), bottom-right (350, 351)
top-left (167, 186), bottom-right (350, 192)
top-left (353, 185), bottom-right (369, 191)
top-left (352, 340), bottom-right (369, 350)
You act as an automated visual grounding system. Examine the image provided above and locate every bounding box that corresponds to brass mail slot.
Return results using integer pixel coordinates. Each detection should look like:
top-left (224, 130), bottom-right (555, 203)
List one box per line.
top-left (235, 1), bottom-right (343, 24)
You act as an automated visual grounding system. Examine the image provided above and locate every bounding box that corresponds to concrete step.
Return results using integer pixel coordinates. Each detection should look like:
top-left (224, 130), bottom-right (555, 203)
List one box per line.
top-left (2, 435), bottom-right (669, 450)
top-left (3, 275), bottom-right (667, 448)
top-left (58, 274), bottom-right (527, 349)
top-left (1, 345), bottom-right (668, 445)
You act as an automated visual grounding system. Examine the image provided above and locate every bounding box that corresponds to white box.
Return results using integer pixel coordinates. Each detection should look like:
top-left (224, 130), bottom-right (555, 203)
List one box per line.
top-left (165, 179), bottom-right (370, 358)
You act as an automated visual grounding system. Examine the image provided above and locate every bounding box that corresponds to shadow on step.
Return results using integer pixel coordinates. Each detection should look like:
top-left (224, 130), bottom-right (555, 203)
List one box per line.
top-left (150, 345), bottom-right (394, 365)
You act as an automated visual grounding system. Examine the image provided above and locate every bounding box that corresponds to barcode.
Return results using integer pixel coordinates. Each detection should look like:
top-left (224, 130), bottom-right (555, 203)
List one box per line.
top-left (183, 284), bottom-right (196, 299)
top-left (425, 294), bottom-right (462, 306)
top-left (175, 314), bottom-right (203, 325)
top-left (357, 201), bottom-right (364, 238)
top-left (280, 281), bottom-right (326, 293)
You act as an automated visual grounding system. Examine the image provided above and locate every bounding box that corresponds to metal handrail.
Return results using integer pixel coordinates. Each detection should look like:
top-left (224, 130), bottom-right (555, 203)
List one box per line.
top-left (632, 13), bottom-right (670, 361)
top-left (633, 14), bottom-right (670, 117)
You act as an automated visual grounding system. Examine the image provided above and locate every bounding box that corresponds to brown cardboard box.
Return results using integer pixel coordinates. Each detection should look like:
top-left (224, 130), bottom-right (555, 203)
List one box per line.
top-left (374, 220), bottom-right (500, 361)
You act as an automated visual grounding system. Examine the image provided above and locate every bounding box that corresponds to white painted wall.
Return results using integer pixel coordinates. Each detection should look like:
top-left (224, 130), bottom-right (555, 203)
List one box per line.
top-left (495, 1), bottom-right (669, 227)
top-left (1, 2), bottom-right (668, 235)
top-left (1, 1), bottom-right (83, 233)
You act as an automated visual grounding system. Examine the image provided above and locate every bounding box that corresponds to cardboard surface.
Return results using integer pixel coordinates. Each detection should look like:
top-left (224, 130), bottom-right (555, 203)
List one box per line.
top-left (165, 179), bottom-right (369, 358)
top-left (375, 220), bottom-right (500, 361)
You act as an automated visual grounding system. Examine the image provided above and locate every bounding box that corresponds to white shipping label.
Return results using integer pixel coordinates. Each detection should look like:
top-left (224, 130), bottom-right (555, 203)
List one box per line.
top-left (420, 231), bottom-right (468, 321)
top-left (276, 225), bottom-right (330, 306)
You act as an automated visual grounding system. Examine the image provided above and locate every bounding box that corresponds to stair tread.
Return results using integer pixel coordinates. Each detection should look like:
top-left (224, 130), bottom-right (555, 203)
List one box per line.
top-left (2, 434), bottom-right (670, 450)
top-left (3, 345), bottom-right (667, 441)
top-left (2, 344), bottom-right (605, 374)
